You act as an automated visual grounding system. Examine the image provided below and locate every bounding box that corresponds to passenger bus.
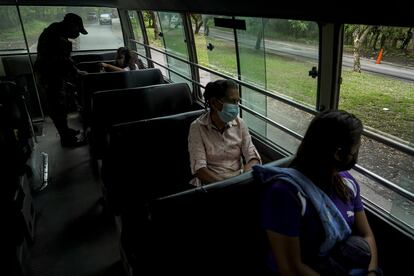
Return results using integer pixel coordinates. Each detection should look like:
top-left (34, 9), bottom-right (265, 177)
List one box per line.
top-left (1, 0), bottom-right (413, 275)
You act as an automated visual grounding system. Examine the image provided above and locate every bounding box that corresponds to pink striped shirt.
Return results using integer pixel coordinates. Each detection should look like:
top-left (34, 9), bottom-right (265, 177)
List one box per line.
top-left (188, 111), bottom-right (261, 186)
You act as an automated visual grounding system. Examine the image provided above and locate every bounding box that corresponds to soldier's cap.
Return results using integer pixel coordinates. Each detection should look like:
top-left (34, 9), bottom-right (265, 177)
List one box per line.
top-left (63, 13), bottom-right (88, 35)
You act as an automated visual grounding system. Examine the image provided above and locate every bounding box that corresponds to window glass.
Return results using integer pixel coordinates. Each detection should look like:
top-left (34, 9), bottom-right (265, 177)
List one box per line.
top-left (0, 6), bottom-right (27, 53)
top-left (350, 169), bottom-right (414, 229)
top-left (340, 24), bottom-right (414, 225)
top-left (192, 14), bottom-right (238, 86)
top-left (236, 17), bottom-right (267, 136)
top-left (20, 6), bottom-right (123, 52)
top-left (158, 12), bottom-right (191, 86)
top-left (128, 10), bottom-right (147, 67)
top-left (143, 11), bottom-right (167, 76)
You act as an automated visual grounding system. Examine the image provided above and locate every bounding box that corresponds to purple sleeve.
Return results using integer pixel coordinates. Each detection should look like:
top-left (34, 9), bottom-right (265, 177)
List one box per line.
top-left (262, 181), bottom-right (303, 237)
top-left (352, 176), bottom-right (364, 212)
top-left (341, 171), bottom-right (364, 212)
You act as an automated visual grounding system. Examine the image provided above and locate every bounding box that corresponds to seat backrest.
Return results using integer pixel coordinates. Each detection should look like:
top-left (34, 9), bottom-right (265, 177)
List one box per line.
top-left (2, 56), bottom-right (32, 76)
top-left (90, 83), bottom-right (194, 159)
top-left (140, 157), bottom-right (292, 274)
top-left (0, 81), bottom-right (32, 178)
top-left (76, 60), bottom-right (115, 73)
top-left (102, 109), bottom-right (205, 214)
top-left (2, 56), bottom-right (43, 118)
top-left (71, 52), bottom-right (115, 63)
top-left (80, 68), bottom-right (164, 125)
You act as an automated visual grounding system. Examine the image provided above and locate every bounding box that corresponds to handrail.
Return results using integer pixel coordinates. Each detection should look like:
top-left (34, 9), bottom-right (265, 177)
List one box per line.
top-left (135, 52), bottom-right (205, 89)
top-left (240, 105), bottom-right (303, 141)
top-left (354, 165), bottom-right (414, 202)
top-left (131, 39), bottom-right (317, 115)
top-left (363, 128), bottom-right (414, 156)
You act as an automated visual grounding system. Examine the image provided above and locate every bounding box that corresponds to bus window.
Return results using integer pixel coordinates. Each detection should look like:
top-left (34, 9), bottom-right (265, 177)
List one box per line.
top-left (143, 11), bottom-right (168, 76)
top-left (236, 17), bottom-right (267, 137)
top-left (192, 14), bottom-right (238, 84)
top-left (340, 24), bottom-right (414, 226)
top-left (128, 10), bottom-right (147, 67)
top-left (19, 6), bottom-right (123, 52)
top-left (0, 6), bottom-right (27, 54)
top-left (158, 12), bottom-right (192, 87)
top-left (258, 18), bottom-right (318, 153)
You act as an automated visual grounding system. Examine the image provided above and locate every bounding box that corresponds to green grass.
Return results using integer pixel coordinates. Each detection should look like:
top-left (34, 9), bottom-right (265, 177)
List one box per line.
top-left (339, 69), bottom-right (414, 141)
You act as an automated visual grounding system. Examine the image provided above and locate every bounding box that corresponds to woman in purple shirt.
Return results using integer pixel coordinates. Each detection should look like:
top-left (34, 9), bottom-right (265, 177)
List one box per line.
top-left (188, 79), bottom-right (261, 186)
top-left (257, 110), bottom-right (380, 276)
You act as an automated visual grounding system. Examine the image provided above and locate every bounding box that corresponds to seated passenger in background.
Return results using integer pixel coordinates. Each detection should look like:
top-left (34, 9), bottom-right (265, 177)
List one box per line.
top-left (188, 79), bottom-right (261, 186)
top-left (254, 110), bottom-right (380, 276)
top-left (100, 47), bottom-right (144, 72)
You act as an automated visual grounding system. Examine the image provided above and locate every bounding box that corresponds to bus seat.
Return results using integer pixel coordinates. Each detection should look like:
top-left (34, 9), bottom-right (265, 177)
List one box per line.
top-left (2, 56), bottom-right (43, 119)
top-left (101, 109), bottom-right (205, 215)
top-left (76, 60), bottom-right (115, 73)
top-left (71, 52), bottom-right (116, 64)
top-left (90, 82), bottom-right (195, 160)
top-left (79, 68), bottom-right (164, 127)
top-left (123, 156), bottom-right (292, 274)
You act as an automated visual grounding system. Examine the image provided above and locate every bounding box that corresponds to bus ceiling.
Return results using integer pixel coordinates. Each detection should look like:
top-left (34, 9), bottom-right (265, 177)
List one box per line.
top-left (5, 0), bottom-right (414, 27)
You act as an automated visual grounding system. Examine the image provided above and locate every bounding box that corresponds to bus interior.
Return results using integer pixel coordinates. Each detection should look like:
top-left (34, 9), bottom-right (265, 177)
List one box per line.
top-left (1, 0), bottom-right (413, 275)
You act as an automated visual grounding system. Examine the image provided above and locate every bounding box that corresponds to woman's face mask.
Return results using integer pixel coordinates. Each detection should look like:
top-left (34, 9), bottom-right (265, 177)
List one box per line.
top-left (335, 141), bottom-right (360, 171)
top-left (335, 151), bottom-right (358, 171)
top-left (217, 101), bottom-right (239, 123)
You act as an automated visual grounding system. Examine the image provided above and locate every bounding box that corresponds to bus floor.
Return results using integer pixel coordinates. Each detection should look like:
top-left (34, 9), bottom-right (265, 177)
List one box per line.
top-left (21, 114), bottom-right (125, 276)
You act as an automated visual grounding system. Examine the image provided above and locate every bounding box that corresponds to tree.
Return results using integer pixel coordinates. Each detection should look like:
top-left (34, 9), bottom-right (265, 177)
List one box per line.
top-left (143, 11), bottom-right (153, 27)
top-left (400, 27), bottom-right (412, 50)
top-left (255, 19), bottom-right (268, 50)
top-left (349, 25), bottom-right (372, 72)
top-left (203, 15), bottom-right (213, 36)
top-left (288, 20), bottom-right (310, 38)
top-left (190, 14), bottom-right (203, 34)
top-left (148, 11), bottom-right (159, 40)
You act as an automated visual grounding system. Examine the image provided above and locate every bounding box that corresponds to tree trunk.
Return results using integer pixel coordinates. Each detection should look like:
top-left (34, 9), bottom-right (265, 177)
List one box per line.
top-left (353, 26), bottom-right (372, 73)
top-left (150, 11), bottom-right (159, 40)
top-left (191, 14), bottom-right (203, 34)
top-left (195, 21), bottom-right (203, 34)
top-left (391, 38), bottom-right (398, 49)
top-left (203, 17), bottom-right (211, 36)
top-left (371, 33), bottom-right (380, 50)
top-left (255, 19), bottom-right (268, 50)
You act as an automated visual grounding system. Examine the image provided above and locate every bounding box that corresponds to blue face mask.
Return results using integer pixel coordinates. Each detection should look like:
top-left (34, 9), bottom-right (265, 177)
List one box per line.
top-left (218, 102), bottom-right (239, 123)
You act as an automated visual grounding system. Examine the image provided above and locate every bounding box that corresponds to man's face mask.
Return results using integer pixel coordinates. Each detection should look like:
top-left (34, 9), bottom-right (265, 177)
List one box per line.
top-left (217, 101), bottom-right (239, 123)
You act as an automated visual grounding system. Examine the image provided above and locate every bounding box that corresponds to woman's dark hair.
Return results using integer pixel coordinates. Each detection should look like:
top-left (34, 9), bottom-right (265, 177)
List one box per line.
top-left (116, 47), bottom-right (138, 70)
top-left (203, 79), bottom-right (238, 107)
top-left (291, 110), bottom-right (363, 201)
